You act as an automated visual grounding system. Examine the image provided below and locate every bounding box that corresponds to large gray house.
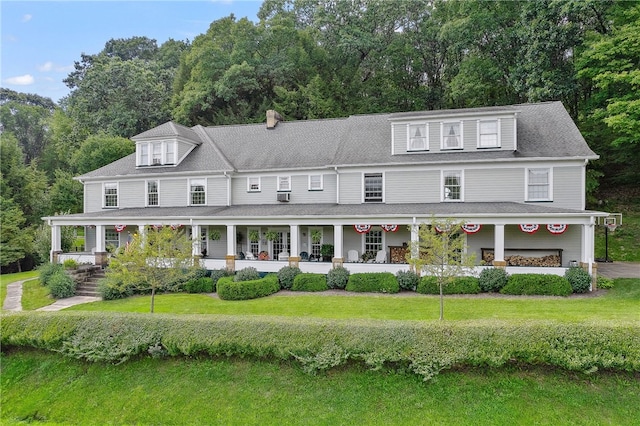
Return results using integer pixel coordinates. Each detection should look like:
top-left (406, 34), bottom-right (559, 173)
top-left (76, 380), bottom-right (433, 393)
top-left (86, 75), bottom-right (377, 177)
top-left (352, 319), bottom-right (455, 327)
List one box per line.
top-left (46, 101), bottom-right (606, 276)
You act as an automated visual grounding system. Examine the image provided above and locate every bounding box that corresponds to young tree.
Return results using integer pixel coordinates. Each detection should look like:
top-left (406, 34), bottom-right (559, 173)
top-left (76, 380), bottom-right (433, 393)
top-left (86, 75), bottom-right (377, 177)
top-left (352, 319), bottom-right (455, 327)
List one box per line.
top-left (408, 218), bottom-right (476, 321)
top-left (105, 226), bottom-right (198, 313)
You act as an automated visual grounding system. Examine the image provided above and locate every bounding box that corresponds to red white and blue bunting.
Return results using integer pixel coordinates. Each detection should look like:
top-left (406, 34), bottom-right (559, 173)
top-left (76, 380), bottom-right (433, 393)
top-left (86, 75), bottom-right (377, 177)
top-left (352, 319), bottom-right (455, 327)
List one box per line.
top-left (381, 224), bottom-right (398, 232)
top-left (354, 224), bottom-right (372, 234)
top-left (546, 224), bottom-right (568, 234)
top-left (519, 224), bottom-right (539, 234)
top-left (114, 224), bottom-right (126, 233)
top-left (170, 224), bottom-right (182, 230)
top-left (434, 224), bottom-right (452, 233)
top-left (461, 224), bottom-right (482, 234)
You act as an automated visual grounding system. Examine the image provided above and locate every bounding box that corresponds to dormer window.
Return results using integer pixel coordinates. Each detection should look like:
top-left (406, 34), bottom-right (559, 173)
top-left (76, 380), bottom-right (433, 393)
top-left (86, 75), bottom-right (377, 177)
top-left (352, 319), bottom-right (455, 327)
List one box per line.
top-left (442, 122), bottom-right (462, 149)
top-left (408, 124), bottom-right (428, 151)
top-left (478, 120), bottom-right (500, 148)
top-left (137, 141), bottom-right (177, 166)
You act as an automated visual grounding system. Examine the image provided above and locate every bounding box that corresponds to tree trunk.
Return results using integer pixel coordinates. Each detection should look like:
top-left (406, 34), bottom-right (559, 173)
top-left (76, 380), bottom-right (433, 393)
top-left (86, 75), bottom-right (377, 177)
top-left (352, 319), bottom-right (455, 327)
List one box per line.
top-left (439, 281), bottom-right (444, 321)
top-left (150, 287), bottom-right (155, 313)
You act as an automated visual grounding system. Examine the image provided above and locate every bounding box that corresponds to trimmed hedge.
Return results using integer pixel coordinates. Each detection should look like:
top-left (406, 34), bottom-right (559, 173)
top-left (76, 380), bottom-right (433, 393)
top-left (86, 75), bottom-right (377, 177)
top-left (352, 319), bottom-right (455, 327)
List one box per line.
top-left (396, 270), bottom-right (420, 291)
top-left (417, 276), bottom-right (481, 295)
top-left (2, 312), bottom-right (638, 381)
top-left (501, 274), bottom-right (572, 296)
top-left (346, 273), bottom-right (399, 293)
top-left (234, 267), bottom-right (260, 282)
top-left (478, 268), bottom-right (509, 293)
top-left (564, 267), bottom-right (592, 294)
top-left (292, 273), bottom-right (328, 292)
top-left (185, 277), bottom-right (214, 293)
top-left (327, 266), bottom-right (350, 289)
top-left (277, 266), bottom-right (302, 290)
top-left (210, 269), bottom-right (233, 292)
top-left (217, 274), bottom-right (280, 300)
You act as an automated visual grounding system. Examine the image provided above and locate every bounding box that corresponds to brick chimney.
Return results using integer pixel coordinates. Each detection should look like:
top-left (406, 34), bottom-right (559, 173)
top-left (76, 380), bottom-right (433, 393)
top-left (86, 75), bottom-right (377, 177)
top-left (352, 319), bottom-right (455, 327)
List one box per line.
top-left (266, 110), bottom-right (283, 129)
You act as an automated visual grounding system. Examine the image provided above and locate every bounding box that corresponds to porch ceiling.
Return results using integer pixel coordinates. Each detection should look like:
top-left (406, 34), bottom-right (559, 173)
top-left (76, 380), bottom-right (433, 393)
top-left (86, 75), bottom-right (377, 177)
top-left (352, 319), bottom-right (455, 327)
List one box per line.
top-left (44, 202), bottom-right (607, 225)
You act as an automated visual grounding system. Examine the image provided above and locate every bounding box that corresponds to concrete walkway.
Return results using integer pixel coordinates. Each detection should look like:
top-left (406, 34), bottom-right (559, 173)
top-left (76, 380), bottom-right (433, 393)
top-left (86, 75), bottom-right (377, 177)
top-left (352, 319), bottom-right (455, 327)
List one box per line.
top-left (597, 262), bottom-right (640, 279)
top-left (2, 279), bottom-right (100, 312)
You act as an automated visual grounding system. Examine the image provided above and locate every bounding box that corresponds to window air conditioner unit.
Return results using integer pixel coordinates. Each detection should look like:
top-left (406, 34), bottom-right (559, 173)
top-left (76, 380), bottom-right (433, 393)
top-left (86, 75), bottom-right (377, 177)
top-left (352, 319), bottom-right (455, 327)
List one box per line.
top-left (277, 193), bottom-right (290, 202)
top-left (152, 158), bottom-right (162, 165)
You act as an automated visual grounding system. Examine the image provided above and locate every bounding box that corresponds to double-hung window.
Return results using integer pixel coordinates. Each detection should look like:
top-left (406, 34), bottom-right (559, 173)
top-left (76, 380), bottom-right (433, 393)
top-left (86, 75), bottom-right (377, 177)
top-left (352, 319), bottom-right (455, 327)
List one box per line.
top-left (278, 176), bottom-right (291, 192)
top-left (443, 170), bottom-right (463, 201)
top-left (147, 180), bottom-right (159, 206)
top-left (309, 174), bottom-right (323, 191)
top-left (247, 177), bottom-right (261, 192)
top-left (526, 168), bottom-right (551, 201)
top-left (442, 122), bottom-right (462, 149)
top-left (478, 120), bottom-right (499, 148)
top-left (105, 228), bottom-right (120, 250)
top-left (139, 144), bottom-right (149, 165)
top-left (104, 182), bottom-right (118, 207)
top-left (408, 124), bottom-right (428, 151)
top-left (364, 173), bottom-right (383, 203)
top-left (189, 179), bottom-right (206, 205)
top-left (364, 229), bottom-right (383, 256)
top-left (165, 143), bottom-right (175, 164)
top-left (152, 142), bottom-right (162, 165)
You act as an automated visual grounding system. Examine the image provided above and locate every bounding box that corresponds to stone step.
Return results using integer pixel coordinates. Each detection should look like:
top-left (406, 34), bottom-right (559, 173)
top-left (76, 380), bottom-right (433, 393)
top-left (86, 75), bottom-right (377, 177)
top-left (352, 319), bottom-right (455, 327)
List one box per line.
top-left (76, 290), bottom-right (101, 297)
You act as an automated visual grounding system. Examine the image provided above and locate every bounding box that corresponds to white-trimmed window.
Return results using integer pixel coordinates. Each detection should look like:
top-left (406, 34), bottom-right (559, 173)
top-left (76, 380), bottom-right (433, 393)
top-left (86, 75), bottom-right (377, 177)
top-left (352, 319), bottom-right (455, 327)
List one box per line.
top-left (478, 120), bottom-right (500, 148)
top-left (152, 142), bottom-right (162, 165)
top-left (139, 144), bottom-right (149, 165)
top-left (364, 173), bottom-right (383, 203)
top-left (137, 141), bottom-right (177, 166)
top-left (526, 168), bottom-right (552, 201)
top-left (278, 176), bottom-right (291, 192)
top-left (408, 123), bottom-right (428, 151)
top-left (364, 229), bottom-right (383, 256)
top-left (442, 170), bottom-right (463, 201)
top-left (105, 228), bottom-right (120, 250)
top-left (104, 182), bottom-right (118, 207)
top-left (165, 143), bottom-right (175, 164)
top-left (146, 180), bottom-right (159, 206)
top-left (309, 174), bottom-right (323, 191)
top-left (189, 179), bottom-right (206, 205)
top-left (247, 177), bottom-right (261, 192)
top-left (442, 122), bottom-right (462, 149)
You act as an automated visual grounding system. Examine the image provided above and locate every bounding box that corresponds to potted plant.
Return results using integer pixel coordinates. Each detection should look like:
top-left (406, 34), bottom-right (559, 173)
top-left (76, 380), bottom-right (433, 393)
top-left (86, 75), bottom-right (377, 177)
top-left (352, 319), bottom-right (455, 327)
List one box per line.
top-left (208, 229), bottom-right (221, 241)
top-left (311, 229), bottom-right (322, 244)
top-left (320, 244), bottom-right (334, 262)
top-left (249, 230), bottom-right (260, 243)
top-left (264, 231), bottom-right (278, 241)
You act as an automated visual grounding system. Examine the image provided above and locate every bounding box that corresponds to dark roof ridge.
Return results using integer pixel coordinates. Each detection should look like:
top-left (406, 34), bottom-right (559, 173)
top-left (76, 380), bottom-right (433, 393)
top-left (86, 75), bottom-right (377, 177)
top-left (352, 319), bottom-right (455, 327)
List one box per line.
top-left (191, 125), bottom-right (235, 171)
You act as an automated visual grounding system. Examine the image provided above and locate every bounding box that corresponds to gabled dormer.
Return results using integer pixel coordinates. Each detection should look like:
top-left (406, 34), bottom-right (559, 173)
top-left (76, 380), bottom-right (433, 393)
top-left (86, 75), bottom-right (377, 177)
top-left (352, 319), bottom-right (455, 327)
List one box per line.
top-left (389, 107), bottom-right (519, 155)
top-left (131, 121), bottom-right (202, 168)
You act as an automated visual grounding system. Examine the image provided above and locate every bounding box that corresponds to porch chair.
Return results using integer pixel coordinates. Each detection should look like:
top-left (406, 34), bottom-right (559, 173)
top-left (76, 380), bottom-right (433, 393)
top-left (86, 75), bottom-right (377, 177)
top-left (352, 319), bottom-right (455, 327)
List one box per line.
top-left (244, 251), bottom-right (256, 260)
top-left (278, 252), bottom-right (289, 261)
top-left (299, 251), bottom-right (309, 261)
top-left (347, 250), bottom-right (359, 263)
top-left (374, 250), bottom-right (387, 263)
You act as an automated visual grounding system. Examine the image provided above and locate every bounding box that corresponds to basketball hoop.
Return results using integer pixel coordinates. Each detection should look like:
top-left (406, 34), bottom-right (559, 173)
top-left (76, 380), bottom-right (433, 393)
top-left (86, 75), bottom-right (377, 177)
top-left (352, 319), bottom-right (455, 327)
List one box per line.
top-left (606, 223), bottom-right (617, 233)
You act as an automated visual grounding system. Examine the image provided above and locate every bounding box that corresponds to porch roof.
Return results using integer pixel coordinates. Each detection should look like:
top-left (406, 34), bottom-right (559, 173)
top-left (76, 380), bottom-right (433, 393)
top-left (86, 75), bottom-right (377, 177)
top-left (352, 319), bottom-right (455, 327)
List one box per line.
top-left (45, 202), bottom-right (606, 225)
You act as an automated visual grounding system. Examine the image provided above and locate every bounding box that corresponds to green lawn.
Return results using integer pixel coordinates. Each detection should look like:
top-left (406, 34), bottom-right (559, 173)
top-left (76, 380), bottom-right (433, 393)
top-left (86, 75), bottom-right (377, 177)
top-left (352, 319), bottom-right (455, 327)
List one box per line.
top-left (0, 271), bottom-right (39, 308)
top-left (68, 278), bottom-right (640, 321)
top-left (595, 211), bottom-right (640, 261)
top-left (20, 279), bottom-right (53, 311)
top-left (2, 350), bottom-right (639, 426)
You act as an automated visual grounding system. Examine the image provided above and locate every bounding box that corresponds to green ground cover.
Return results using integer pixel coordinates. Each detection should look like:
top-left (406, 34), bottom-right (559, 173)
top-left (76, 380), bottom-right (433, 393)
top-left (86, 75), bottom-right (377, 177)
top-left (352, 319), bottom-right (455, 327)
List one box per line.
top-left (0, 271), bottom-right (38, 307)
top-left (67, 278), bottom-right (640, 321)
top-left (2, 350), bottom-right (638, 426)
top-left (594, 212), bottom-right (640, 262)
top-left (20, 279), bottom-right (53, 311)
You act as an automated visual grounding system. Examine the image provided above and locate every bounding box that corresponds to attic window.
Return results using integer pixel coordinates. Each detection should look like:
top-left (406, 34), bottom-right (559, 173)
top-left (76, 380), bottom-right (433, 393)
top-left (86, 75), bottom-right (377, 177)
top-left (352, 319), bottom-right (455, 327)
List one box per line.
top-left (137, 141), bottom-right (177, 166)
top-left (408, 124), bottom-right (428, 151)
top-left (478, 120), bottom-right (500, 148)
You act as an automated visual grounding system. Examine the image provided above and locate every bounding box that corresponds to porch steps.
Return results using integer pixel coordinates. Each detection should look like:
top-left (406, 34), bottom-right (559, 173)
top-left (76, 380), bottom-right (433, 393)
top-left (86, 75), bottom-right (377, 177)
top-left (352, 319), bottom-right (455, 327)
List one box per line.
top-left (75, 268), bottom-right (105, 297)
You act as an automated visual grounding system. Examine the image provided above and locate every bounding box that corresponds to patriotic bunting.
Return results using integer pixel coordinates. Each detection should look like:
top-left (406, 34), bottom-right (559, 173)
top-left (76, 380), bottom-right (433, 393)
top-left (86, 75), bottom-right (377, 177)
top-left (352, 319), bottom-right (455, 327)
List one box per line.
top-left (170, 224), bottom-right (182, 230)
top-left (434, 224), bottom-right (452, 233)
top-left (461, 224), bottom-right (482, 234)
top-left (546, 224), bottom-right (568, 234)
top-left (381, 224), bottom-right (398, 232)
top-left (354, 224), bottom-right (371, 234)
top-left (519, 224), bottom-right (539, 234)
top-left (114, 224), bottom-right (126, 233)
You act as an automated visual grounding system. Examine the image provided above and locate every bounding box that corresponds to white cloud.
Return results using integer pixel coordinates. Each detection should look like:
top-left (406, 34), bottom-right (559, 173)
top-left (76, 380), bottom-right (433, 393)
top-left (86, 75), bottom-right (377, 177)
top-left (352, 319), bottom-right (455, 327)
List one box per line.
top-left (38, 61), bottom-right (54, 72)
top-left (4, 74), bottom-right (35, 85)
top-left (21, 14), bottom-right (32, 23)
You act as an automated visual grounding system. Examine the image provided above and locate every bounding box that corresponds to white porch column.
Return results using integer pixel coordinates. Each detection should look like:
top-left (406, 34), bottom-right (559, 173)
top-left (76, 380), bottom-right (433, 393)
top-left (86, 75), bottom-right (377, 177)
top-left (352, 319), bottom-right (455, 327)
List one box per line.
top-left (50, 224), bottom-right (62, 263)
top-left (493, 224), bottom-right (506, 268)
top-left (191, 224), bottom-right (201, 257)
top-left (410, 224), bottom-right (419, 258)
top-left (333, 224), bottom-right (344, 267)
top-left (95, 225), bottom-right (108, 266)
top-left (137, 225), bottom-right (146, 246)
top-left (226, 224), bottom-right (237, 271)
top-left (289, 225), bottom-right (300, 267)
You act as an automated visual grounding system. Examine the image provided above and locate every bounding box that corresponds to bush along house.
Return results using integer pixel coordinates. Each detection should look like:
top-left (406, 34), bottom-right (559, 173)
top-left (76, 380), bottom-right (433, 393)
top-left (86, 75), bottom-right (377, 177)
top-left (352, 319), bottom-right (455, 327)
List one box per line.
top-left (45, 102), bottom-right (607, 277)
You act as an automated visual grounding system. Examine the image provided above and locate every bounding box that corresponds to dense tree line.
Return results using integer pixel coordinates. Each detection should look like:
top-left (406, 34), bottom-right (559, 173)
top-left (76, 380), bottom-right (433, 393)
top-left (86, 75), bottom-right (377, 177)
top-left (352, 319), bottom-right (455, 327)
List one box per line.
top-left (1, 0), bottom-right (638, 272)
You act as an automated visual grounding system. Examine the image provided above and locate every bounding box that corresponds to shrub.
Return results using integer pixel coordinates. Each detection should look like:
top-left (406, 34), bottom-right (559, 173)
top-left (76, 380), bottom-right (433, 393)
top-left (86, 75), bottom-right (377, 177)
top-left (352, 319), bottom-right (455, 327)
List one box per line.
top-left (501, 274), bottom-right (572, 296)
top-left (166, 267), bottom-right (208, 292)
top-left (98, 277), bottom-right (133, 300)
top-left (346, 273), bottom-right (399, 293)
top-left (478, 268), bottom-right (509, 292)
top-left (278, 266), bottom-right (301, 290)
top-left (185, 277), bottom-right (214, 293)
top-left (235, 267), bottom-right (260, 282)
top-left (62, 259), bottom-right (79, 269)
top-left (47, 271), bottom-right (76, 299)
top-left (564, 267), bottom-right (592, 294)
top-left (396, 270), bottom-right (419, 291)
top-left (217, 274), bottom-right (280, 300)
top-left (39, 262), bottom-right (63, 287)
top-left (417, 276), bottom-right (481, 294)
top-left (597, 276), bottom-right (615, 289)
top-left (292, 273), bottom-right (328, 292)
top-left (327, 266), bottom-right (350, 289)
top-left (210, 269), bottom-right (233, 292)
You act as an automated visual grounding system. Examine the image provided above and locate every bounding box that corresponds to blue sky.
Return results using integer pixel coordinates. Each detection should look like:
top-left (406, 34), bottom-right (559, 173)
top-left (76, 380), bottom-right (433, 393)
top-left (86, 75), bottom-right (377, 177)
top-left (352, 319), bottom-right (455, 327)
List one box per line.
top-left (1, 1), bottom-right (262, 102)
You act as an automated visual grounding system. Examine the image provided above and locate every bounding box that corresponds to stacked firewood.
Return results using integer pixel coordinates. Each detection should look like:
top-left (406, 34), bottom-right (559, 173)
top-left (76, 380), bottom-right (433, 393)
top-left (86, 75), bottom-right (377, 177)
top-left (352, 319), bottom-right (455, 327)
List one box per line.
top-left (483, 252), bottom-right (561, 267)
